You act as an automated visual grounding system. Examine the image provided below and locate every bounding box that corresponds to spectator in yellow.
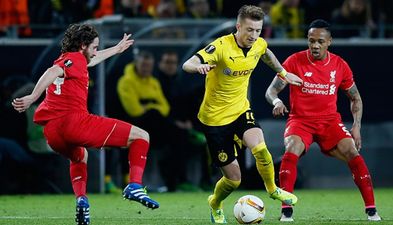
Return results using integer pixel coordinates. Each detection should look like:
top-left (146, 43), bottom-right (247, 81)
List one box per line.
top-left (270, 0), bottom-right (305, 39)
top-left (118, 50), bottom-right (169, 118)
top-left (117, 50), bottom-right (199, 192)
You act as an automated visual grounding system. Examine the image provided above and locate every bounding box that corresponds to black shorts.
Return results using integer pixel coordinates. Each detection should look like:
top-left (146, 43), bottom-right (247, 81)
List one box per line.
top-left (200, 109), bottom-right (261, 167)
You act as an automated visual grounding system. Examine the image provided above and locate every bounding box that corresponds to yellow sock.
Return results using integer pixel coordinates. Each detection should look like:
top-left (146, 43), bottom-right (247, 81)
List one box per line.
top-left (210, 176), bottom-right (240, 209)
top-left (251, 142), bottom-right (277, 194)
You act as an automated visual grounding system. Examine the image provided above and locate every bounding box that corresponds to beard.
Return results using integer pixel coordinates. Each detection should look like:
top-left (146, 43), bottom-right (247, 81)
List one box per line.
top-left (82, 49), bottom-right (91, 63)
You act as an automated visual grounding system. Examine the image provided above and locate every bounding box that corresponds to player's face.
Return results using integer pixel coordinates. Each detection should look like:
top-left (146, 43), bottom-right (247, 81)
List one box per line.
top-left (136, 57), bottom-right (154, 77)
top-left (236, 18), bottom-right (263, 48)
top-left (159, 53), bottom-right (178, 77)
top-left (82, 37), bottom-right (99, 63)
top-left (307, 28), bottom-right (331, 60)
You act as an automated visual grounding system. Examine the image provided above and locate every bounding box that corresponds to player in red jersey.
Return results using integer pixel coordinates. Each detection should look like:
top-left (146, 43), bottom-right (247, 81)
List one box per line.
top-left (265, 19), bottom-right (381, 222)
top-left (12, 24), bottom-right (159, 225)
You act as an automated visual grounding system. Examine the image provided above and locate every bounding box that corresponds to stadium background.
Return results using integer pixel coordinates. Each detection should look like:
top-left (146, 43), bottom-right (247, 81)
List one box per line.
top-left (1, 0), bottom-right (392, 194)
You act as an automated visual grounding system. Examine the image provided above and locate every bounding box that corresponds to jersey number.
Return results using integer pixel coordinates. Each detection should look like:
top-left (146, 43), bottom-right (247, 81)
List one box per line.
top-left (246, 111), bottom-right (256, 125)
top-left (339, 123), bottom-right (351, 136)
top-left (53, 77), bottom-right (65, 95)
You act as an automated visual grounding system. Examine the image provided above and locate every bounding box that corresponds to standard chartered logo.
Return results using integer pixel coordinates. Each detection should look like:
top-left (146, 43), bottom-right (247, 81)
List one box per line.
top-left (302, 82), bottom-right (336, 95)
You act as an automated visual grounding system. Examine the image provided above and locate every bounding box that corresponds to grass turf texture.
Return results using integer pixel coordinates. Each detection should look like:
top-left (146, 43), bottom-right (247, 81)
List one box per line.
top-left (0, 188), bottom-right (392, 225)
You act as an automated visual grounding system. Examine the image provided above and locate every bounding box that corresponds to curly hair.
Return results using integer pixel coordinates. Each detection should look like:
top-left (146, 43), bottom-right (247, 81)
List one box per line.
top-left (237, 5), bottom-right (265, 22)
top-left (61, 24), bottom-right (99, 53)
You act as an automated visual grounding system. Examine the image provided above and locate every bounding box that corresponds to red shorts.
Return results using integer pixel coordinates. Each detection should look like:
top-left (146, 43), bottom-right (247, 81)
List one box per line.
top-left (43, 112), bottom-right (131, 161)
top-left (284, 116), bottom-right (352, 153)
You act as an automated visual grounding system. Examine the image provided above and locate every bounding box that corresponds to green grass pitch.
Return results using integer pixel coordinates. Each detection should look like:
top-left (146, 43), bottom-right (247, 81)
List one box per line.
top-left (0, 188), bottom-right (392, 225)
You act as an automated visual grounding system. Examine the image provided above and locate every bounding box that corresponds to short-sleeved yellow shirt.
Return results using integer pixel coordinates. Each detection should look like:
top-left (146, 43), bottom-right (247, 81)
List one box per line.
top-left (196, 34), bottom-right (268, 126)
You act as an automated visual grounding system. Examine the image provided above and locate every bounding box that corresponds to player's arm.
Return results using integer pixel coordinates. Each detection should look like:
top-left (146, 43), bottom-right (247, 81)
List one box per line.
top-left (265, 76), bottom-right (289, 117)
top-left (261, 48), bottom-right (303, 86)
top-left (182, 55), bottom-right (216, 75)
top-left (345, 84), bottom-right (363, 150)
top-left (12, 65), bottom-right (64, 113)
top-left (88, 33), bottom-right (134, 67)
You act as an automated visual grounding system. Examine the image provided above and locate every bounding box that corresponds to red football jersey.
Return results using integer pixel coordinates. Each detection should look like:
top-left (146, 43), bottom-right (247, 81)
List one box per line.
top-left (34, 52), bottom-right (89, 125)
top-left (283, 50), bottom-right (354, 118)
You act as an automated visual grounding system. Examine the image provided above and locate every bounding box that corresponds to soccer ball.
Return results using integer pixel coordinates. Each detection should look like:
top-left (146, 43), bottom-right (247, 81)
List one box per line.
top-left (233, 195), bottom-right (265, 224)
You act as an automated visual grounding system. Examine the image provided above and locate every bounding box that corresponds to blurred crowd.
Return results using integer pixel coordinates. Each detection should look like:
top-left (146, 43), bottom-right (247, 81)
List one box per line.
top-left (1, 0), bottom-right (393, 39)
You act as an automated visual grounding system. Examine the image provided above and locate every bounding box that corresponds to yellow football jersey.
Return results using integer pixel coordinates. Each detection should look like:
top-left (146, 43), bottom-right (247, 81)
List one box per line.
top-left (196, 34), bottom-right (267, 126)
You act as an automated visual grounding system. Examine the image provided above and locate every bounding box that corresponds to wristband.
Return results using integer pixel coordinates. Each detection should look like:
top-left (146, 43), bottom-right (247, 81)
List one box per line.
top-left (278, 69), bottom-right (287, 78)
top-left (272, 98), bottom-right (282, 106)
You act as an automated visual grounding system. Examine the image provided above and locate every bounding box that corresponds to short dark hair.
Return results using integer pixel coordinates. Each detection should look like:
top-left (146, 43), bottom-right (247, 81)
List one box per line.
top-left (61, 24), bottom-right (99, 53)
top-left (160, 49), bottom-right (178, 59)
top-left (238, 5), bottom-right (265, 22)
top-left (136, 50), bottom-right (154, 61)
top-left (308, 19), bottom-right (331, 33)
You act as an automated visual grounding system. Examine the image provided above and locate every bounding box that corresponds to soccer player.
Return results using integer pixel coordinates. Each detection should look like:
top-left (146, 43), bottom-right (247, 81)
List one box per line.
top-left (182, 5), bottom-right (303, 224)
top-left (265, 19), bottom-right (381, 222)
top-left (12, 24), bottom-right (159, 225)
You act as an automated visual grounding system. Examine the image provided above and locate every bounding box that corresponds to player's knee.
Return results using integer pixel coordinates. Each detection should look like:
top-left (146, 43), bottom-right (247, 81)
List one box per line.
top-left (138, 129), bottom-right (150, 143)
top-left (227, 173), bottom-right (241, 182)
top-left (337, 142), bottom-right (359, 161)
top-left (344, 148), bottom-right (359, 161)
top-left (129, 126), bottom-right (150, 143)
top-left (284, 136), bottom-right (304, 153)
top-left (221, 160), bottom-right (242, 181)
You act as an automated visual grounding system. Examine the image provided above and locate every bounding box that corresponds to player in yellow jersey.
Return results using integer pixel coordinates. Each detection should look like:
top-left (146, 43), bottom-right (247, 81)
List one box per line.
top-left (182, 5), bottom-right (303, 224)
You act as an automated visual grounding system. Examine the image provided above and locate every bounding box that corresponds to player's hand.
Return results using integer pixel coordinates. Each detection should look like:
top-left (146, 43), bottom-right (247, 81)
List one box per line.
top-left (12, 95), bottom-right (34, 113)
top-left (272, 101), bottom-right (288, 118)
top-left (196, 64), bottom-right (216, 75)
top-left (116, 33), bottom-right (134, 53)
top-left (351, 126), bottom-right (362, 151)
top-left (284, 72), bottom-right (303, 86)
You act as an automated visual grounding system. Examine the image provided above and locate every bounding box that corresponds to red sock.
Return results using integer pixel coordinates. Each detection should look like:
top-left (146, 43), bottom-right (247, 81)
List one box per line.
top-left (348, 155), bottom-right (375, 207)
top-left (280, 152), bottom-right (299, 192)
top-left (128, 139), bottom-right (149, 184)
top-left (70, 161), bottom-right (87, 198)
top-left (280, 152), bottom-right (299, 207)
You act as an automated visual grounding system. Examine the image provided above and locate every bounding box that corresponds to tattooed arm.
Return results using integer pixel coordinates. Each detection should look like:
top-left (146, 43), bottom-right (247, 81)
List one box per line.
top-left (261, 49), bottom-right (303, 86)
top-left (345, 84), bottom-right (363, 149)
top-left (261, 48), bottom-right (285, 74)
top-left (265, 76), bottom-right (289, 117)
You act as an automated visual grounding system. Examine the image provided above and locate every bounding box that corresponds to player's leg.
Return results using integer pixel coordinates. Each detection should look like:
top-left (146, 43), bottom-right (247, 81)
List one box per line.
top-left (329, 138), bottom-right (381, 221)
top-left (124, 125), bottom-right (150, 184)
top-left (278, 135), bottom-right (305, 222)
top-left (69, 148), bottom-right (89, 198)
top-left (202, 123), bottom-right (239, 224)
top-left (243, 128), bottom-right (297, 207)
top-left (43, 119), bottom-right (90, 225)
top-left (321, 119), bottom-right (381, 221)
top-left (277, 118), bottom-right (313, 222)
top-left (69, 148), bottom-right (90, 225)
top-left (208, 162), bottom-right (241, 223)
top-left (121, 125), bottom-right (159, 209)
top-left (64, 114), bottom-right (159, 209)
top-left (100, 119), bottom-right (159, 209)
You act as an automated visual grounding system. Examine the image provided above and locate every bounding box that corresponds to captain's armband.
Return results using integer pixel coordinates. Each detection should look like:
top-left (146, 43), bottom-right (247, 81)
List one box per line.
top-left (277, 69), bottom-right (287, 78)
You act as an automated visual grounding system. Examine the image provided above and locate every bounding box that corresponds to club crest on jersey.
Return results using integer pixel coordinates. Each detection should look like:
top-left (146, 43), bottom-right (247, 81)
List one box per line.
top-left (330, 70), bottom-right (336, 82)
top-left (218, 151), bottom-right (228, 163)
top-left (205, 45), bottom-right (216, 54)
top-left (64, 59), bottom-right (73, 67)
